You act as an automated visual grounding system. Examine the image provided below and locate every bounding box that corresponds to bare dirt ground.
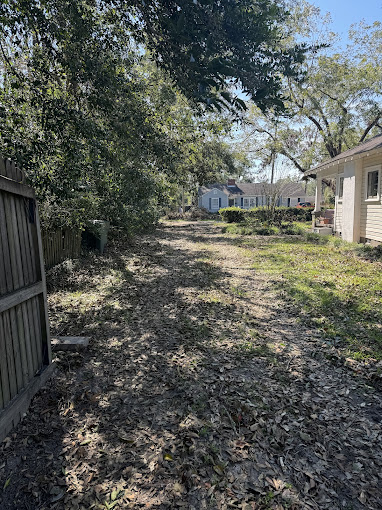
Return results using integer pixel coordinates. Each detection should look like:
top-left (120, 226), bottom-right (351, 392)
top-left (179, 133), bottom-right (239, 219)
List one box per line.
top-left (1, 221), bottom-right (381, 510)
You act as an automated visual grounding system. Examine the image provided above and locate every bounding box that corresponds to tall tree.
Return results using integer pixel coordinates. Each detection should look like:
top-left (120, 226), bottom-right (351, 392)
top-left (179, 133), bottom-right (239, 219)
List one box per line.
top-left (240, 3), bottom-right (382, 175)
top-left (0, 0), bottom-right (307, 113)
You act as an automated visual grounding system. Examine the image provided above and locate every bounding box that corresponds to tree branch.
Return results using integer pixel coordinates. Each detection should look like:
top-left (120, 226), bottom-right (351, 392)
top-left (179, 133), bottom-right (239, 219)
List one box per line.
top-left (279, 149), bottom-right (307, 173)
top-left (359, 113), bottom-right (382, 143)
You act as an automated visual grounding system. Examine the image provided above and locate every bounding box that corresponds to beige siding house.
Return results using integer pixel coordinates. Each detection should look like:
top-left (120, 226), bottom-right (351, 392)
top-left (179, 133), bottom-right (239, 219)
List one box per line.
top-left (305, 135), bottom-right (382, 244)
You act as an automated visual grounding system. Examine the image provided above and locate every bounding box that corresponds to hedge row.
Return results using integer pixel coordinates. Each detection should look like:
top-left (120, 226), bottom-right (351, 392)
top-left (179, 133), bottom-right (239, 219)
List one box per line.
top-left (219, 206), bottom-right (314, 224)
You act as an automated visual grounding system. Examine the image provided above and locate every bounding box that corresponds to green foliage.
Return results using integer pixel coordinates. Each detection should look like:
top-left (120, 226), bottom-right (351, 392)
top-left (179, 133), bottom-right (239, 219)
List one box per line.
top-left (279, 223), bottom-right (306, 235)
top-left (237, 206), bottom-right (314, 225)
top-left (219, 207), bottom-right (246, 223)
top-left (243, 234), bottom-right (382, 360)
top-left (221, 206), bottom-right (313, 236)
top-left (2, 2), bottom-right (276, 232)
top-left (241, 13), bottom-right (382, 175)
top-left (124, 0), bottom-right (307, 112)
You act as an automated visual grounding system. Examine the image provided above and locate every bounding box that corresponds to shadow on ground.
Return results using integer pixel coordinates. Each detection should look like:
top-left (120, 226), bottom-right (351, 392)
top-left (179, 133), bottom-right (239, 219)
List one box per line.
top-left (0, 221), bottom-right (381, 510)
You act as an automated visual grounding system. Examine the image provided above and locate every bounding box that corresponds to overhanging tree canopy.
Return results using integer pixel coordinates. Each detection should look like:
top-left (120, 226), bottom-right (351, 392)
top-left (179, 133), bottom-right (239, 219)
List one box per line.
top-left (0, 0), bottom-right (307, 112)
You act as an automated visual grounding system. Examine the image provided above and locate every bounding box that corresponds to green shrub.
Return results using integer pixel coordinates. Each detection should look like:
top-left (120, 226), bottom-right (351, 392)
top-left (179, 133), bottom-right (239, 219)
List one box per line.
top-left (279, 223), bottom-right (305, 235)
top-left (246, 206), bottom-right (314, 225)
top-left (254, 226), bottom-right (279, 235)
top-left (219, 207), bottom-right (246, 223)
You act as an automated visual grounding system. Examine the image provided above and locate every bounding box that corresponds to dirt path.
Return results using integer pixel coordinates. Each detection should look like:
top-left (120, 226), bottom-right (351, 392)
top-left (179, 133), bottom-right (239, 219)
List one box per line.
top-left (1, 221), bottom-right (381, 510)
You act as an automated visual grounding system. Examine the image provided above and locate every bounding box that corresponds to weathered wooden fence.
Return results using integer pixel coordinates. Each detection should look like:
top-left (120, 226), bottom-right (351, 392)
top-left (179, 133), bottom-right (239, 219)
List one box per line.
top-left (42, 229), bottom-right (81, 270)
top-left (0, 157), bottom-right (54, 441)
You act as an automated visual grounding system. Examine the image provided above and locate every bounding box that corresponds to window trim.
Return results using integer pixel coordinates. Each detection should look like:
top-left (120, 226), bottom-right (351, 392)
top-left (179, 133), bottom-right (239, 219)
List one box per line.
top-left (364, 165), bottom-right (381, 202)
top-left (243, 197), bottom-right (257, 209)
top-left (337, 173), bottom-right (344, 202)
top-left (211, 197), bottom-right (219, 209)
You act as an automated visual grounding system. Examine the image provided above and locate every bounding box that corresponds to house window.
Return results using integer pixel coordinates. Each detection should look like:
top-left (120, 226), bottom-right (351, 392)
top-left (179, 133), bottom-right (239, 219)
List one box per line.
top-left (211, 197), bottom-right (219, 209)
top-left (213, 189), bottom-right (217, 194)
top-left (338, 175), bottom-right (344, 200)
top-left (243, 198), bottom-right (250, 208)
top-left (367, 170), bottom-right (379, 199)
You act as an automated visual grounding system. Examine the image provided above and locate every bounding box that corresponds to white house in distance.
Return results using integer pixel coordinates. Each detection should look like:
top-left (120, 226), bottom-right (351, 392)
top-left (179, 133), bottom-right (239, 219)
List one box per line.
top-left (198, 179), bottom-right (312, 212)
top-left (305, 134), bottom-right (382, 244)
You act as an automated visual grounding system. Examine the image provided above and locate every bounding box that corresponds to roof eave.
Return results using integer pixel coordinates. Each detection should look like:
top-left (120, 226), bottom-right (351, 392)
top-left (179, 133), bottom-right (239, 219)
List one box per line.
top-left (304, 145), bottom-right (382, 178)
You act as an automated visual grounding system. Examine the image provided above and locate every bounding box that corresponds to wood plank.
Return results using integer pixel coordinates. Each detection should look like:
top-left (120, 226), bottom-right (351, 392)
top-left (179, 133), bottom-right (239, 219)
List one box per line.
top-left (9, 306), bottom-right (23, 393)
top-left (5, 160), bottom-right (12, 179)
top-left (25, 202), bottom-right (38, 283)
top-left (21, 301), bottom-right (34, 383)
top-left (0, 175), bottom-right (34, 199)
top-left (0, 159), bottom-right (5, 178)
top-left (9, 193), bottom-right (24, 288)
top-left (0, 362), bottom-right (56, 442)
top-left (15, 198), bottom-right (32, 286)
top-left (0, 211), bottom-right (7, 295)
top-left (0, 365), bottom-right (3, 410)
top-left (9, 197), bottom-right (29, 389)
top-left (0, 315), bottom-right (11, 409)
top-left (15, 304), bottom-right (29, 388)
top-left (0, 282), bottom-right (43, 314)
top-left (2, 311), bottom-right (17, 400)
top-left (34, 204), bottom-right (52, 364)
top-left (31, 296), bottom-right (43, 369)
top-left (3, 193), bottom-right (20, 291)
top-left (0, 193), bottom-right (14, 293)
top-left (25, 299), bottom-right (38, 375)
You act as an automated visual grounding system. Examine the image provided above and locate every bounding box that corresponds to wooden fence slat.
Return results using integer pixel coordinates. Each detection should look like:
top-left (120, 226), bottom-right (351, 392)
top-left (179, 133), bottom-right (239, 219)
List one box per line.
top-left (3, 194), bottom-right (20, 291)
top-left (16, 198), bottom-right (32, 286)
top-left (0, 175), bottom-right (35, 199)
top-left (0, 159), bottom-right (5, 178)
top-left (0, 282), bottom-right (43, 314)
top-left (0, 315), bottom-right (11, 407)
top-left (42, 228), bottom-right (81, 270)
top-left (15, 304), bottom-right (29, 388)
top-left (34, 206), bottom-right (51, 365)
top-left (9, 307), bottom-right (24, 393)
top-left (0, 156), bottom-right (54, 433)
top-left (0, 220), bottom-right (7, 296)
top-left (2, 311), bottom-right (18, 401)
top-left (14, 198), bottom-right (36, 383)
top-left (24, 199), bottom-right (38, 283)
top-left (25, 299), bottom-right (38, 375)
top-left (0, 193), bottom-right (15, 294)
top-left (30, 296), bottom-right (43, 369)
top-left (21, 301), bottom-right (34, 381)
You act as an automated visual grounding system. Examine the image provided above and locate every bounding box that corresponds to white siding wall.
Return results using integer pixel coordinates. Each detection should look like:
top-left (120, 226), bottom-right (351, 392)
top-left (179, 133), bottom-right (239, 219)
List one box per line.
top-left (335, 202), bottom-right (343, 233)
top-left (332, 164), bottom-right (344, 235)
top-left (360, 155), bottom-right (382, 242)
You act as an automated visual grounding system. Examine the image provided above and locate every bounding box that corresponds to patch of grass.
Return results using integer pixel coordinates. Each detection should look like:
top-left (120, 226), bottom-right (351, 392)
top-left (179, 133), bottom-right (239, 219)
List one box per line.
top-left (235, 341), bottom-right (273, 358)
top-left (180, 317), bottom-right (211, 344)
top-left (223, 223), bottom-right (279, 236)
top-left (230, 285), bottom-right (247, 297)
top-left (239, 235), bottom-right (382, 360)
top-left (199, 290), bottom-right (226, 304)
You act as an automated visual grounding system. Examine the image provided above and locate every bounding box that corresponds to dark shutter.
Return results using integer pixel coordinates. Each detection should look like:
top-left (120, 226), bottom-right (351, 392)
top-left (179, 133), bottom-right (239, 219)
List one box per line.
top-left (219, 197), bottom-right (221, 208)
top-left (209, 198), bottom-right (211, 210)
top-left (241, 197), bottom-right (243, 207)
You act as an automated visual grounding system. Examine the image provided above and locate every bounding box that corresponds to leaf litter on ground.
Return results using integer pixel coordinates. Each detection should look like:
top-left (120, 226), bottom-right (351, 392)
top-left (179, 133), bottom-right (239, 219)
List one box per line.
top-left (0, 221), bottom-right (381, 510)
